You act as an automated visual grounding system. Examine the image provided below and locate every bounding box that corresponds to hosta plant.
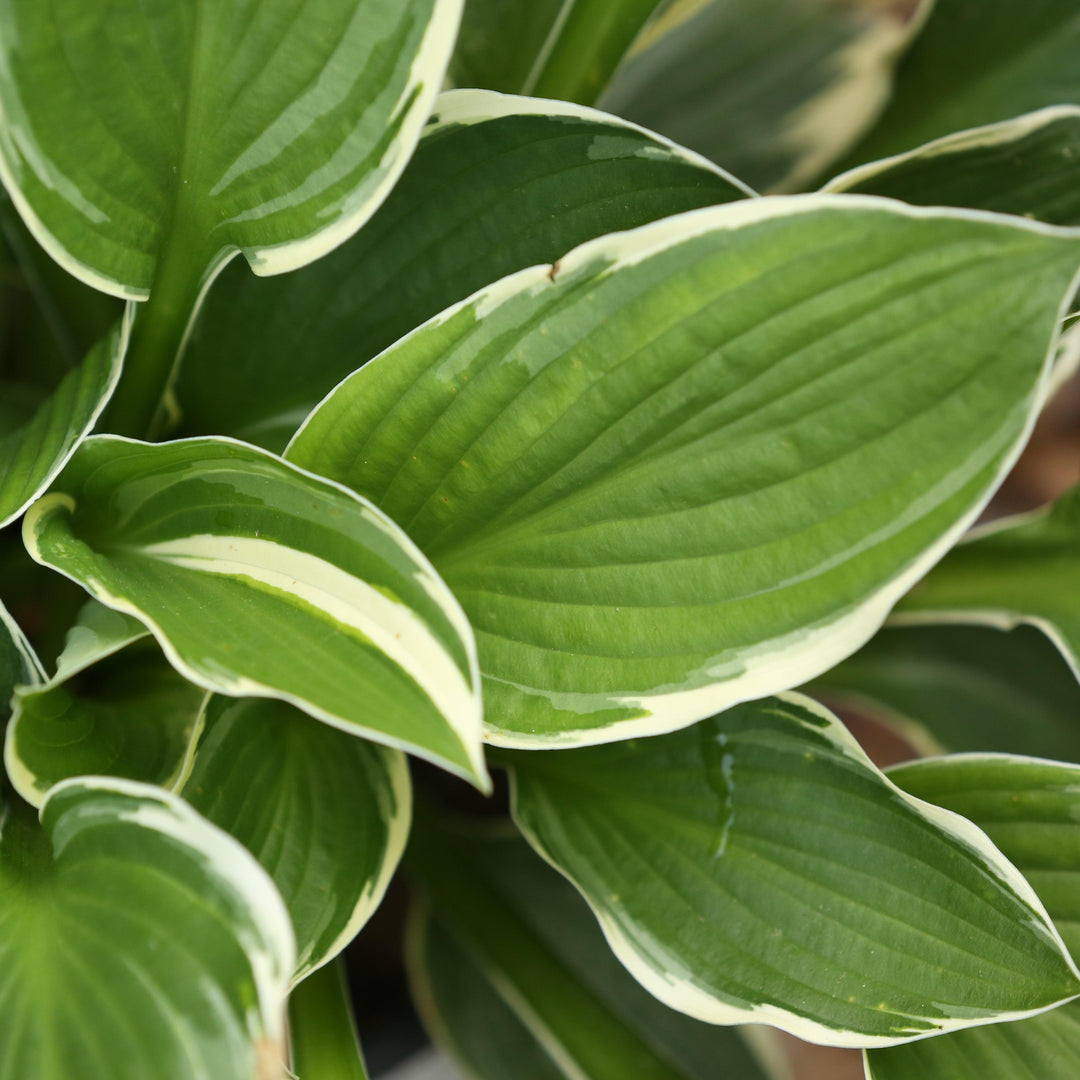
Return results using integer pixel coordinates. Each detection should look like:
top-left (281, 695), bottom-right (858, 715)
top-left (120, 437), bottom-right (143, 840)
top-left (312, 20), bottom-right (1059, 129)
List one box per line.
top-left (2, 2), bottom-right (1080, 1079)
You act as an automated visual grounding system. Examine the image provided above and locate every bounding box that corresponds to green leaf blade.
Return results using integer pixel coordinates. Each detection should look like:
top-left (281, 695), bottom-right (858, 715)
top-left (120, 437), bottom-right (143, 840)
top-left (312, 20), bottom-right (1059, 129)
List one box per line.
top-left (0, 778), bottom-right (296, 1080)
top-left (288, 196), bottom-right (1080, 747)
top-left (506, 695), bottom-right (1080, 1046)
top-left (22, 436), bottom-right (487, 787)
top-left (182, 695), bottom-right (411, 983)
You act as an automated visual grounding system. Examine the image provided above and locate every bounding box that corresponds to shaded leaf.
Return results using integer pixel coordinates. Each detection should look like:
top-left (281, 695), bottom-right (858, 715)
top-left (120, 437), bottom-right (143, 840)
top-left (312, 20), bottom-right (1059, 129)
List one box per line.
top-left (407, 823), bottom-right (771, 1080)
top-left (182, 695), bottom-right (411, 983)
top-left (22, 436), bottom-right (487, 787)
top-left (808, 623), bottom-right (1080, 762)
top-left (506, 694), bottom-right (1080, 1045)
top-left (895, 484), bottom-right (1080, 681)
top-left (842, 0), bottom-right (1080, 168)
top-left (288, 196), bottom-right (1080, 747)
top-left (177, 90), bottom-right (750, 451)
top-left (0, 599), bottom-right (40, 723)
top-left (5, 601), bottom-right (200, 806)
top-left (0, 778), bottom-right (295, 1080)
top-left (599, 0), bottom-right (916, 191)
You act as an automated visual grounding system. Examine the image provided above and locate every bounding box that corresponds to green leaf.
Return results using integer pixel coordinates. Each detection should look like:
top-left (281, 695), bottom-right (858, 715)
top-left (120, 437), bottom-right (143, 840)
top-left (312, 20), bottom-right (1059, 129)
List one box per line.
top-left (808, 623), bottom-right (1080, 761)
top-left (451, 0), bottom-right (663, 104)
top-left (289, 959), bottom-right (371, 1080)
top-left (181, 694), bottom-right (411, 983)
top-left (868, 754), bottom-right (1080, 1078)
top-left (177, 90), bottom-right (750, 452)
top-left (448, 0), bottom-right (566, 95)
top-left (841, 0), bottom-right (1080, 168)
top-left (0, 0), bottom-right (463, 298)
top-left (895, 484), bottom-right (1080, 681)
top-left (0, 311), bottom-right (129, 529)
top-left (4, 601), bottom-right (200, 807)
top-left (22, 436), bottom-right (487, 787)
top-left (407, 822), bottom-right (772, 1080)
top-left (287, 196), bottom-right (1080, 748)
top-left (598, 0), bottom-right (917, 191)
top-left (0, 599), bottom-right (41, 720)
top-left (0, 777), bottom-right (295, 1080)
top-left (827, 107), bottom-right (1080, 227)
top-left (505, 694), bottom-right (1080, 1045)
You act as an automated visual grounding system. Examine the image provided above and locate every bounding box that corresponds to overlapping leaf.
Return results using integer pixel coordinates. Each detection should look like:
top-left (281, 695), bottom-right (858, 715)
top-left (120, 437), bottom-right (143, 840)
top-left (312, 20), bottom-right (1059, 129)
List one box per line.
top-left (827, 107), bottom-right (1080, 227)
top-left (808, 624), bottom-right (1080, 762)
top-left (177, 91), bottom-right (750, 451)
top-left (289, 196), bottom-right (1080, 747)
top-left (842, 0), bottom-right (1080, 168)
top-left (0, 0), bottom-right (463, 297)
top-left (599, 0), bottom-right (918, 191)
top-left (22, 436), bottom-right (487, 786)
top-left (181, 695), bottom-right (411, 982)
top-left (0, 599), bottom-right (40, 720)
top-left (0, 312), bottom-right (129, 529)
top-left (896, 484), bottom-right (1080, 680)
top-left (5, 601), bottom-right (200, 806)
top-left (0, 778), bottom-right (295, 1080)
top-left (506, 694), bottom-right (1080, 1045)
top-left (289, 961), bottom-right (371, 1080)
top-left (868, 755), bottom-right (1080, 1078)
top-left (407, 826), bottom-right (771, 1080)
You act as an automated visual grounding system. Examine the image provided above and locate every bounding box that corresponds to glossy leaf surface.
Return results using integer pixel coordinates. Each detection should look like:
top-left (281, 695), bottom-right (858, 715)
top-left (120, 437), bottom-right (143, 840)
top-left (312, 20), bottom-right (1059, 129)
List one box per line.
top-left (809, 623), bottom-right (1080, 761)
top-left (23, 436), bottom-right (486, 786)
top-left (0, 0), bottom-right (462, 296)
top-left (289, 196), bottom-right (1080, 748)
top-left (896, 484), bottom-right (1080, 680)
top-left (0, 778), bottom-right (295, 1080)
top-left (599, 0), bottom-right (915, 191)
top-left (843, 0), bottom-right (1080, 167)
top-left (182, 695), bottom-right (411, 983)
top-left (177, 91), bottom-right (749, 451)
top-left (0, 312), bottom-right (129, 529)
top-left (507, 694), bottom-right (1080, 1045)
top-left (827, 107), bottom-right (1080, 227)
top-left (868, 755), bottom-right (1080, 1078)
top-left (408, 824), bottom-right (771, 1080)
top-left (6, 601), bottom-right (201, 806)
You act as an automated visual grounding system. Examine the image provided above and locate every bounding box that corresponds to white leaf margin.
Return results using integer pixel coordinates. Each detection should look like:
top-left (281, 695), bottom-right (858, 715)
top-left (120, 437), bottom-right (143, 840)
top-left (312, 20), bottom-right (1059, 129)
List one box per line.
top-left (20, 434), bottom-right (489, 788)
top-left (824, 104), bottom-right (1080, 197)
top-left (38, 775), bottom-right (297, 1052)
top-left (507, 691), bottom-right (1080, 1049)
top-left (425, 87), bottom-right (758, 198)
top-left (293, 191), bottom-right (1080, 750)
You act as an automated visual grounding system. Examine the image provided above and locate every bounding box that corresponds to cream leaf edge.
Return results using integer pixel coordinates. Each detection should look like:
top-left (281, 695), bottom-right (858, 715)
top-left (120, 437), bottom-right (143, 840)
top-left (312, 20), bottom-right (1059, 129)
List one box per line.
top-left (291, 192), bottom-right (1080, 751)
top-left (507, 691), bottom-right (1080, 1049)
top-left (20, 434), bottom-right (489, 790)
